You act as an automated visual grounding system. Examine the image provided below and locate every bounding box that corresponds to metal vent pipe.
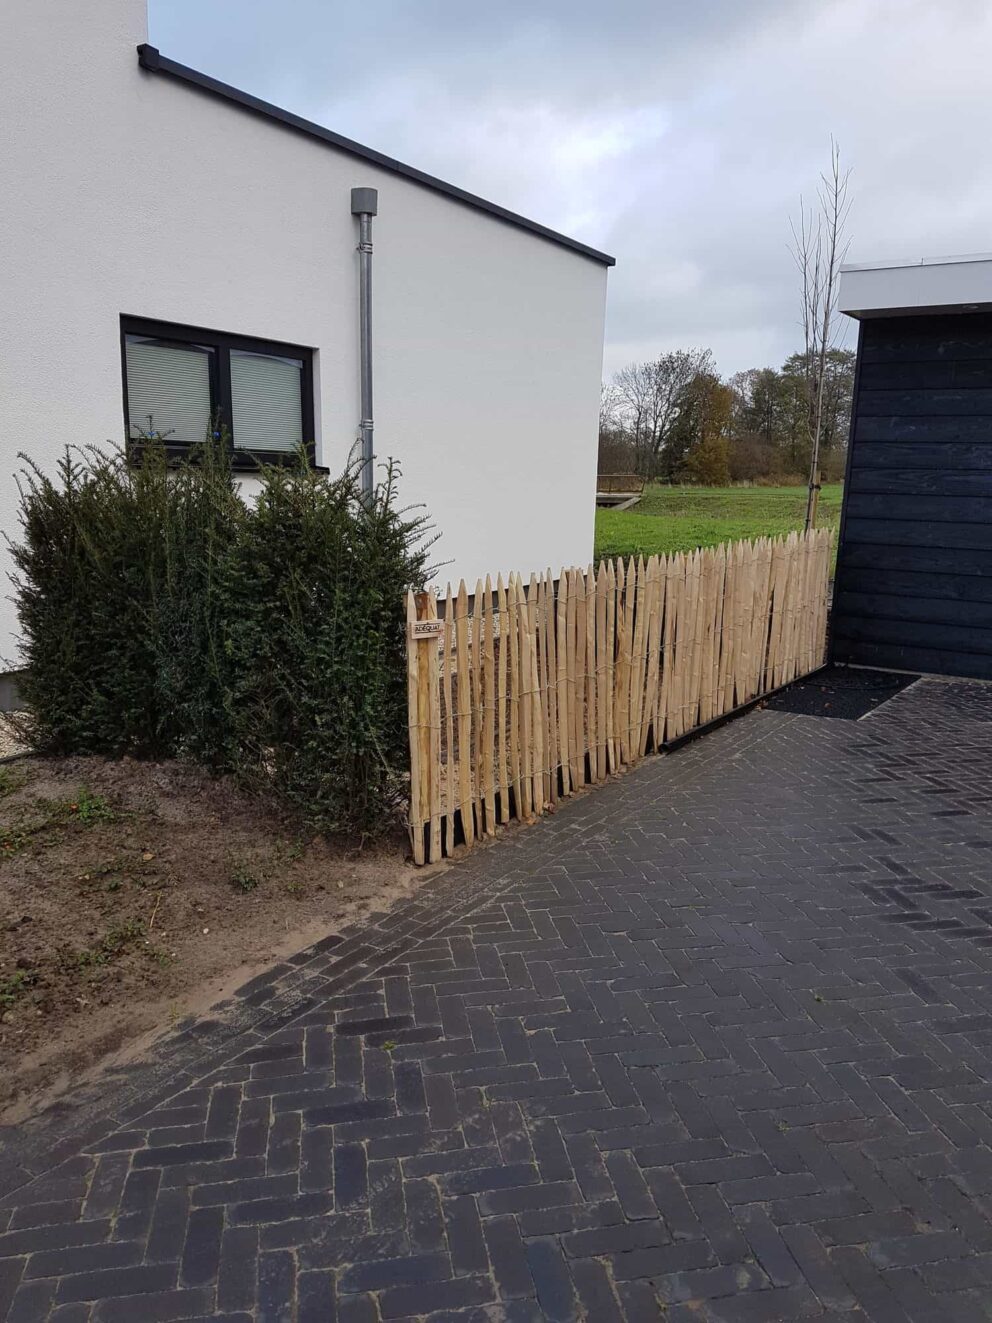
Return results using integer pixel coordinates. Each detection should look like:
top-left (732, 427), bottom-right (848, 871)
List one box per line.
top-left (351, 187), bottom-right (378, 497)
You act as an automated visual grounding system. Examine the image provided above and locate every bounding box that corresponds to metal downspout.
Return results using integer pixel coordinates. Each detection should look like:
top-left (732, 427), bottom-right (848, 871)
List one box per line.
top-left (351, 187), bottom-right (378, 497)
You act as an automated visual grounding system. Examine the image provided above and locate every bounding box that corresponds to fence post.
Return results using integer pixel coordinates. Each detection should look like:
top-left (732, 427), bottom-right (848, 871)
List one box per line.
top-left (455, 581), bottom-right (474, 847)
top-left (495, 575), bottom-right (509, 824)
top-left (406, 588), bottom-right (440, 865)
top-left (482, 575), bottom-right (496, 835)
top-left (441, 584), bottom-right (455, 851)
top-left (557, 570), bottom-right (572, 795)
top-left (406, 591), bottom-right (423, 864)
top-left (544, 570), bottom-right (559, 809)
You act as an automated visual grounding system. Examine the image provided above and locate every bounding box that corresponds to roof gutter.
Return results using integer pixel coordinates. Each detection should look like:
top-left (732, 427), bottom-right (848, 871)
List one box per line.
top-left (136, 45), bottom-right (616, 269)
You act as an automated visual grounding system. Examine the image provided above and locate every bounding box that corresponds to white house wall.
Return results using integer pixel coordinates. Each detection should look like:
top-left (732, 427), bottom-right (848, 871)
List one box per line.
top-left (0, 0), bottom-right (608, 668)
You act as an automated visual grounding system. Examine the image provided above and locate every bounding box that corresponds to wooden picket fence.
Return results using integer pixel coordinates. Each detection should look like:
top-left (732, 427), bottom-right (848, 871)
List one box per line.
top-left (406, 528), bottom-right (832, 865)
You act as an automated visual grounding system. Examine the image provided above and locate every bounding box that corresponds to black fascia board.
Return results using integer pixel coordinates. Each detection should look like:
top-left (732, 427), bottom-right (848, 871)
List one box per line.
top-left (136, 45), bottom-right (616, 269)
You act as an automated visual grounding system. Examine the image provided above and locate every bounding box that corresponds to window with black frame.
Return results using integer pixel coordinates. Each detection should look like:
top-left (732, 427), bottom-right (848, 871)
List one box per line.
top-left (121, 317), bottom-right (316, 467)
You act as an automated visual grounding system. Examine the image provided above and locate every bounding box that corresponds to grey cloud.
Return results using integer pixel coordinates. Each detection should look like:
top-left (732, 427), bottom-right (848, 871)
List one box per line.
top-left (151, 0), bottom-right (992, 378)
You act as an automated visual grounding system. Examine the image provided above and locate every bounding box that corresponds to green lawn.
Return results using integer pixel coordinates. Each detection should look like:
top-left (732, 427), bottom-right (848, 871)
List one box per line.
top-left (594, 483), bottom-right (843, 561)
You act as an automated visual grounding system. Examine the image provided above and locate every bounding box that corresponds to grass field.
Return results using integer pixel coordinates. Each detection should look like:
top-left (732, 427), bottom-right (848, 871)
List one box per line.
top-left (594, 483), bottom-right (843, 561)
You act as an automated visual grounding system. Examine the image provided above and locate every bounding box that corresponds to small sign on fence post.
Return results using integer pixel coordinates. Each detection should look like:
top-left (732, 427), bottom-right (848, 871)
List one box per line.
top-left (408, 618), bottom-right (444, 642)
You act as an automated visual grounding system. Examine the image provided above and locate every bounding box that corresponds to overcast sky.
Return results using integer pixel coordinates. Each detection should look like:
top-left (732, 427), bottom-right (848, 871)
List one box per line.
top-left (150, 0), bottom-right (992, 381)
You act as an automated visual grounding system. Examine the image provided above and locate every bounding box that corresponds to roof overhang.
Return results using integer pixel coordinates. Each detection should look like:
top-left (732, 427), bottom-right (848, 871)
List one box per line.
top-left (839, 253), bottom-right (992, 320)
top-left (136, 45), bottom-right (616, 269)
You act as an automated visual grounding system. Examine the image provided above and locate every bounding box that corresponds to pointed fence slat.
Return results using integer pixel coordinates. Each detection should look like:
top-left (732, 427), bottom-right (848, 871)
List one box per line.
top-left (506, 575), bottom-right (522, 821)
top-left (686, 550), bottom-right (704, 730)
top-left (619, 559), bottom-right (637, 761)
top-left (596, 562), bottom-right (608, 779)
top-left (516, 575), bottom-right (534, 822)
top-left (556, 570), bottom-right (571, 796)
top-left (471, 580), bottom-right (484, 834)
top-left (406, 591), bottom-right (425, 865)
top-left (641, 557), bottom-right (662, 756)
top-left (584, 565), bottom-right (597, 783)
top-left (408, 529), bottom-right (833, 863)
top-left (670, 554), bottom-right (688, 742)
top-left (441, 584), bottom-right (455, 849)
top-left (495, 575), bottom-right (508, 825)
top-left (572, 570), bottom-right (584, 785)
top-left (544, 570), bottom-right (559, 810)
top-left (657, 554), bottom-right (678, 745)
top-left (605, 560), bottom-right (618, 772)
top-left (527, 573), bottom-right (544, 817)
top-left (629, 557), bottom-right (647, 760)
top-left (482, 575), bottom-right (496, 835)
top-left (454, 581), bottom-right (475, 848)
top-left (423, 589), bottom-right (442, 864)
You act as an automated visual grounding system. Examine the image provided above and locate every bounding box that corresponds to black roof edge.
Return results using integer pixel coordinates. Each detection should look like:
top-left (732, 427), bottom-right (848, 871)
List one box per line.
top-left (136, 45), bottom-right (616, 269)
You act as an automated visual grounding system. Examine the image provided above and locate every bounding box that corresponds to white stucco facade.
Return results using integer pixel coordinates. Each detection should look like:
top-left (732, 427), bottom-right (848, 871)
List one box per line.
top-left (0, 0), bottom-right (610, 670)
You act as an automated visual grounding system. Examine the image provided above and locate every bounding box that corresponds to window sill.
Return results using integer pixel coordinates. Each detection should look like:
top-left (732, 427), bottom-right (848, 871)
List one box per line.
top-left (231, 451), bottom-right (330, 475)
top-left (127, 442), bottom-right (329, 475)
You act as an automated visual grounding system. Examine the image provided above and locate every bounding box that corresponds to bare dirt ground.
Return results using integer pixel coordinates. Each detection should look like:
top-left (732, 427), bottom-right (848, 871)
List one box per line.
top-left (0, 755), bottom-right (433, 1122)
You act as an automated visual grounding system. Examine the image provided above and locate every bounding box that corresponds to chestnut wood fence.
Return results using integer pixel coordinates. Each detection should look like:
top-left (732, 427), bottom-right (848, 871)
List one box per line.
top-left (406, 528), bottom-right (832, 865)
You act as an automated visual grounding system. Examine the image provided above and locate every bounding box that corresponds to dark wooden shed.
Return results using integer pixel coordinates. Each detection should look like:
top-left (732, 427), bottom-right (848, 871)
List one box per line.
top-left (833, 256), bottom-right (992, 680)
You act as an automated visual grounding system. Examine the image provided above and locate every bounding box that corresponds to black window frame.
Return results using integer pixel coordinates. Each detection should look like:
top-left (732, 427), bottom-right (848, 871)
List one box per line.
top-left (121, 315), bottom-right (318, 470)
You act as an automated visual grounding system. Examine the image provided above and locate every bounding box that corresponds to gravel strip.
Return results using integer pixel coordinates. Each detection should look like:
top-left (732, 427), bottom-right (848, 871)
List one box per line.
top-left (0, 713), bottom-right (31, 759)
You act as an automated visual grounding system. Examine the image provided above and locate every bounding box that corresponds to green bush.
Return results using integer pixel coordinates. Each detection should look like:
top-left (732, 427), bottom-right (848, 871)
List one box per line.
top-left (10, 440), bottom-right (432, 838)
top-left (12, 442), bottom-right (244, 761)
top-left (229, 458), bottom-right (433, 834)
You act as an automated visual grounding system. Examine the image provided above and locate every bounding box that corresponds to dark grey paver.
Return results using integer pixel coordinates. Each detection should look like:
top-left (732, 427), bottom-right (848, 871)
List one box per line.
top-left (2, 676), bottom-right (992, 1318)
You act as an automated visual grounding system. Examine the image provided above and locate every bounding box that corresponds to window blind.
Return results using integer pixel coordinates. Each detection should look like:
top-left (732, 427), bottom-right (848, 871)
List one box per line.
top-left (230, 350), bottom-right (303, 453)
top-left (125, 338), bottom-right (212, 443)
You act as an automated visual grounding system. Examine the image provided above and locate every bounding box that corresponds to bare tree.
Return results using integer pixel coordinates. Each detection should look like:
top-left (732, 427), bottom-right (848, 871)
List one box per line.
top-left (608, 349), bottom-right (713, 478)
top-left (598, 381), bottom-right (637, 472)
top-left (790, 139), bottom-right (852, 529)
top-left (610, 361), bottom-right (652, 464)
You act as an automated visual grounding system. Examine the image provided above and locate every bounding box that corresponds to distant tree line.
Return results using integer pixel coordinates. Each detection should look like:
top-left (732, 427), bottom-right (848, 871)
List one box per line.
top-left (599, 346), bottom-right (855, 486)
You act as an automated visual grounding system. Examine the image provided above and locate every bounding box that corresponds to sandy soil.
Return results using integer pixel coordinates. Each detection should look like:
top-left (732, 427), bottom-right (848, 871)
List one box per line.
top-left (0, 755), bottom-right (436, 1122)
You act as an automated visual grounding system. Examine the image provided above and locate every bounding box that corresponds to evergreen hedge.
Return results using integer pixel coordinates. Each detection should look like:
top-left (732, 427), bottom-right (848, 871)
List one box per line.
top-left (10, 441), bottom-right (432, 838)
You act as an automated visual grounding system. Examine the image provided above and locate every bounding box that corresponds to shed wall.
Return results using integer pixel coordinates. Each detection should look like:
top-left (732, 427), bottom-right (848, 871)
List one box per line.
top-left (833, 312), bottom-right (992, 679)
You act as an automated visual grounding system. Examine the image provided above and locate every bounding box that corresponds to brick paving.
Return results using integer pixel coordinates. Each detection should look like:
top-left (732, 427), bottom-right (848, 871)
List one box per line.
top-left (2, 676), bottom-right (992, 1320)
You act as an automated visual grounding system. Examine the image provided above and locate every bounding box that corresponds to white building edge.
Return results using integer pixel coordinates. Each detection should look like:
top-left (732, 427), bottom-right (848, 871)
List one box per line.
top-left (0, 0), bottom-right (613, 676)
top-left (840, 253), bottom-right (992, 319)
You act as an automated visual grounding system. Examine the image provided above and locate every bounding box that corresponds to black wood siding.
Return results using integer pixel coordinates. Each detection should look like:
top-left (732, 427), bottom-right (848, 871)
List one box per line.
top-left (833, 312), bottom-right (992, 679)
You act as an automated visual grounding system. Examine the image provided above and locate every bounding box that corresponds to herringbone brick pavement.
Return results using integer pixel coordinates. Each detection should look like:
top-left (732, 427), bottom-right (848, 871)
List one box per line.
top-left (2, 677), bottom-right (992, 1320)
